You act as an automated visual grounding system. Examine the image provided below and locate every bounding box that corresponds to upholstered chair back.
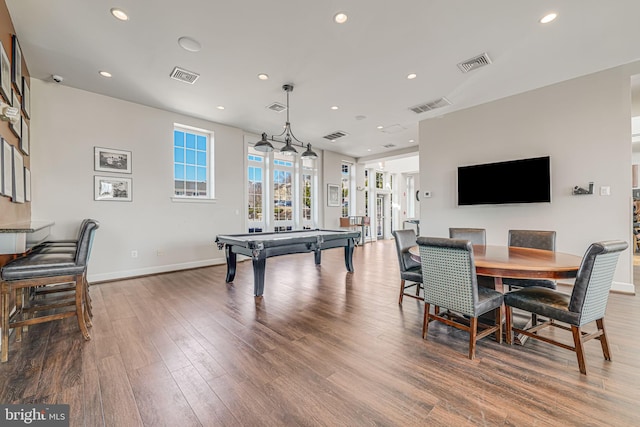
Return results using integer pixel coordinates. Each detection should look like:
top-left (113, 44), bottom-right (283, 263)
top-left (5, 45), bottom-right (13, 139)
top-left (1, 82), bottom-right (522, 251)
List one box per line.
top-left (417, 237), bottom-right (479, 317)
top-left (570, 240), bottom-right (627, 326)
top-left (393, 229), bottom-right (420, 272)
top-left (449, 228), bottom-right (486, 246)
top-left (508, 230), bottom-right (556, 251)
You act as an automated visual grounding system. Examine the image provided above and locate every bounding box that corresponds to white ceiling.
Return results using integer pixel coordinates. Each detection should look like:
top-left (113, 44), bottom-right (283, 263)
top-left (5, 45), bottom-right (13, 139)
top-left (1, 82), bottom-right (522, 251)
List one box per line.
top-left (7, 1), bottom-right (640, 159)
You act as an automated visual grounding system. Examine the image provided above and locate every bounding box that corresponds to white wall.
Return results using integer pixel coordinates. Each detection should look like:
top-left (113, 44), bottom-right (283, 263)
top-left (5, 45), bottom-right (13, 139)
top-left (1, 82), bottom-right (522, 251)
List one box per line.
top-left (322, 150), bottom-right (356, 229)
top-left (30, 79), bottom-right (245, 282)
top-left (419, 65), bottom-right (635, 291)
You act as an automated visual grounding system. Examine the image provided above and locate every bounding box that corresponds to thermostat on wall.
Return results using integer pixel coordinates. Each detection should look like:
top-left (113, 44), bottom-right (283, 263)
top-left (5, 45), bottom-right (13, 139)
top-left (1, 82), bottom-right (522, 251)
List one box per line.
top-left (423, 191), bottom-right (432, 198)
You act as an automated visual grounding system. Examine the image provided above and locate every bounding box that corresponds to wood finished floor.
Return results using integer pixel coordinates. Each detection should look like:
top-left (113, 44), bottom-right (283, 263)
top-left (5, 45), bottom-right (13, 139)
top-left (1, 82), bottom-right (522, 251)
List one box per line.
top-left (1, 240), bottom-right (640, 426)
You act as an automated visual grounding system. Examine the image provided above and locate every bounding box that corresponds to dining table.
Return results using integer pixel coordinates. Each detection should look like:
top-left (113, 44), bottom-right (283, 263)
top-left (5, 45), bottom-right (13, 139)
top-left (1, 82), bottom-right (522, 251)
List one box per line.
top-left (408, 244), bottom-right (583, 344)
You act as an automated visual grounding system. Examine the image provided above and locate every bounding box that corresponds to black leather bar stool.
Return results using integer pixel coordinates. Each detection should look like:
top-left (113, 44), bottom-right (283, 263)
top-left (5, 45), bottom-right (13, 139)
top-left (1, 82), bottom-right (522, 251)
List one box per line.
top-left (0, 219), bottom-right (99, 362)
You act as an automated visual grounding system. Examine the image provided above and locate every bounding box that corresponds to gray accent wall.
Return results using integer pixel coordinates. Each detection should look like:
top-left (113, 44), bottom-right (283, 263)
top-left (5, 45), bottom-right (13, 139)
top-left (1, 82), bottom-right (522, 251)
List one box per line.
top-left (419, 64), bottom-right (638, 292)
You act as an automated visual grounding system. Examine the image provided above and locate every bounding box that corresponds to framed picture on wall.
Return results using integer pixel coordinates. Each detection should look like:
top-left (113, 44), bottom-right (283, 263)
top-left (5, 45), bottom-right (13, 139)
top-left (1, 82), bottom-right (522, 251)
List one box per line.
top-left (20, 116), bottom-right (28, 155)
top-left (21, 76), bottom-right (29, 119)
top-left (0, 41), bottom-right (10, 102)
top-left (1, 138), bottom-right (11, 197)
top-left (327, 183), bottom-right (340, 207)
top-left (94, 175), bottom-right (132, 201)
top-left (11, 35), bottom-right (21, 96)
top-left (11, 146), bottom-right (24, 203)
top-left (94, 147), bottom-right (132, 173)
top-left (24, 167), bottom-right (30, 202)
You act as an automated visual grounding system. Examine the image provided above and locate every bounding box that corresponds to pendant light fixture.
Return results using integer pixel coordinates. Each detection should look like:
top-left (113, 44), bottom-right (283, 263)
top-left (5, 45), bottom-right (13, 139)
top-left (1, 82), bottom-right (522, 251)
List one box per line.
top-left (254, 84), bottom-right (318, 159)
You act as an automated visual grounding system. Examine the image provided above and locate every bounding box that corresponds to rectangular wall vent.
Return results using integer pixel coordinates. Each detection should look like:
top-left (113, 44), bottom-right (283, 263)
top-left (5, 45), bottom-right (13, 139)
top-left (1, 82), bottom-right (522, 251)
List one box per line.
top-left (457, 52), bottom-right (492, 73)
top-left (323, 131), bottom-right (348, 141)
top-left (170, 66), bottom-right (200, 84)
top-left (266, 102), bottom-right (287, 112)
top-left (409, 97), bottom-right (451, 114)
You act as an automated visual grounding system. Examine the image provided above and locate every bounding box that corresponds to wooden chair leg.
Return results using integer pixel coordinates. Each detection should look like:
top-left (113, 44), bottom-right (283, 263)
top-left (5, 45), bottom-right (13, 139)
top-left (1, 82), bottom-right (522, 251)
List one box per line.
top-left (505, 305), bottom-right (513, 345)
top-left (75, 276), bottom-right (91, 341)
top-left (468, 317), bottom-right (478, 360)
top-left (1, 285), bottom-right (9, 363)
top-left (495, 307), bottom-right (502, 344)
top-left (571, 325), bottom-right (587, 375)
top-left (422, 303), bottom-right (430, 339)
top-left (14, 287), bottom-right (22, 342)
top-left (415, 282), bottom-right (421, 296)
top-left (596, 318), bottom-right (611, 361)
top-left (398, 279), bottom-right (405, 304)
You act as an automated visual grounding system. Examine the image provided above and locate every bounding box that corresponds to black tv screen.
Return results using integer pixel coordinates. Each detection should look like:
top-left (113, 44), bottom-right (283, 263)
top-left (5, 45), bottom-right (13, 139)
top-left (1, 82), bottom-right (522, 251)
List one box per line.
top-left (457, 156), bottom-right (551, 206)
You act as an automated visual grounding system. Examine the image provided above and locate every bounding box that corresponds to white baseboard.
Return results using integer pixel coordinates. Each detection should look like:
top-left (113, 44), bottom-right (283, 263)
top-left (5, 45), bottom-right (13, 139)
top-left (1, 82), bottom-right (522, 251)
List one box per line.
top-left (88, 257), bottom-right (227, 283)
top-left (611, 281), bottom-right (635, 295)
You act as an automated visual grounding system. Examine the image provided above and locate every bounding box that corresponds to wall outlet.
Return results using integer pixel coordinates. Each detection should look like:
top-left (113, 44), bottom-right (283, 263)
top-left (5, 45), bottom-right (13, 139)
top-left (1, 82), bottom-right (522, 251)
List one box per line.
top-left (131, 250), bottom-right (138, 258)
top-left (600, 186), bottom-right (611, 196)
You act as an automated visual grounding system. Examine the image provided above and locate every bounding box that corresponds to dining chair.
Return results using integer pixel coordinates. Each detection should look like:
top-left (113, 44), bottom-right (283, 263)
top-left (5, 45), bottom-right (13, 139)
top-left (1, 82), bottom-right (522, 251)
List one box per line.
top-left (392, 229), bottom-right (423, 304)
top-left (504, 229), bottom-right (557, 290)
top-left (449, 228), bottom-right (486, 245)
top-left (417, 237), bottom-right (503, 359)
top-left (0, 219), bottom-right (100, 362)
top-left (504, 240), bottom-right (627, 375)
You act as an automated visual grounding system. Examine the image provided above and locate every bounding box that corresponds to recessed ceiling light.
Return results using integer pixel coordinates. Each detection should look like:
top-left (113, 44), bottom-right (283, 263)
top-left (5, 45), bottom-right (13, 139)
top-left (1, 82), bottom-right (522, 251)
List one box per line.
top-left (409, 139), bottom-right (414, 143)
top-left (258, 73), bottom-right (269, 80)
top-left (539, 13), bottom-right (557, 24)
top-left (217, 106), bottom-right (225, 110)
top-left (355, 115), bottom-right (367, 121)
top-left (334, 12), bottom-right (348, 24)
top-left (99, 71), bottom-right (112, 78)
top-left (178, 36), bottom-right (202, 52)
top-left (331, 106), bottom-right (339, 110)
top-left (110, 8), bottom-right (129, 21)
top-left (377, 125), bottom-right (384, 129)
top-left (407, 73), bottom-right (417, 80)
top-left (367, 149), bottom-right (372, 152)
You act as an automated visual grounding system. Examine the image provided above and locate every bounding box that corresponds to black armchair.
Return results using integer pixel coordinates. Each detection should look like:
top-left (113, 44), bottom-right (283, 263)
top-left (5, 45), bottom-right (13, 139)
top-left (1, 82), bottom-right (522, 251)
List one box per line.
top-left (417, 237), bottom-right (503, 359)
top-left (504, 229), bottom-right (557, 290)
top-left (504, 240), bottom-right (627, 374)
top-left (392, 229), bottom-right (423, 304)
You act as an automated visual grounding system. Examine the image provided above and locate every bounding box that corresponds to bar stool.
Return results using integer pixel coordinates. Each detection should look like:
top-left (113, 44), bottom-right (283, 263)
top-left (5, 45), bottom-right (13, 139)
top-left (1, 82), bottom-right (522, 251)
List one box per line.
top-left (0, 219), bottom-right (99, 362)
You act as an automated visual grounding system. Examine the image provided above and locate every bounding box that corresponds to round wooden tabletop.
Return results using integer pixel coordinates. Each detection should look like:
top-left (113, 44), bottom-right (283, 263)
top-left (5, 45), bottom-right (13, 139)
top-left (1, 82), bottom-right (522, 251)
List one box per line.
top-left (409, 245), bottom-right (582, 280)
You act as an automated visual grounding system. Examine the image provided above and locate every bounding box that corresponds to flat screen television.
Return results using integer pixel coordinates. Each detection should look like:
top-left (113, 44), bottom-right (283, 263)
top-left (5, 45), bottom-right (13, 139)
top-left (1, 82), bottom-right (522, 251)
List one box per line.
top-left (457, 156), bottom-right (551, 206)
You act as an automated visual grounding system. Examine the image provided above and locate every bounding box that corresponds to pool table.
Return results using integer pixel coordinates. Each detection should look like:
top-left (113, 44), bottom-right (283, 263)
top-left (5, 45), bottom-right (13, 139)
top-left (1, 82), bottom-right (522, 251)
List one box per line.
top-left (215, 229), bottom-right (361, 297)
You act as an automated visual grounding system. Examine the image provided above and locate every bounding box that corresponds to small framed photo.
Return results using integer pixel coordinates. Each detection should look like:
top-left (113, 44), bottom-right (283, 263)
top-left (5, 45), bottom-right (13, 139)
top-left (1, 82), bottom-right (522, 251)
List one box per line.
top-left (327, 183), bottom-right (340, 207)
top-left (11, 145), bottom-right (24, 203)
top-left (21, 77), bottom-right (29, 119)
top-left (11, 35), bottom-right (21, 96)
top-left (24, 167), bottom-right (30, 202)
top-left (20, 116), bottom-right (28, 155)
top-left (0, 41), bottom-right (10, 102)
top-left (94, 146), bottom-right (132, 173)
top-left (10, 90), bottom-right (20, 139)
top-left (1, 138), bottom-right (11, 197)
top-left (94, 175), bottom-right (132, 201)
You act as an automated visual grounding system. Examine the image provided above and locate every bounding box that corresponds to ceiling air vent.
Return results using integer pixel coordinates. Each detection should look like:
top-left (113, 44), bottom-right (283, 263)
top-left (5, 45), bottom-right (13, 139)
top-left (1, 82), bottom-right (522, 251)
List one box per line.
top-left (266, 102), bottom-right (287, 113)
top-left (170, 66), bottom-right (200, 84)
top-left (323, 131), bottom-right (348, 141)
top-left (409, 97), bottom-right (451, 114)
top-left (383, 143), bottom-right (396, 149)
top-left (457, 52), bottom-right (492, 73)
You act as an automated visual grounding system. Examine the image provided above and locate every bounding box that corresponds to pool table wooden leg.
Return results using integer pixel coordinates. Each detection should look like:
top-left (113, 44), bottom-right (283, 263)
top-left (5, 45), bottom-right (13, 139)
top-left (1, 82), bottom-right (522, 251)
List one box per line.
top-left (225, 245), bottom-right (237, 282)
top-left (252, 257), bottom-right (266, 296)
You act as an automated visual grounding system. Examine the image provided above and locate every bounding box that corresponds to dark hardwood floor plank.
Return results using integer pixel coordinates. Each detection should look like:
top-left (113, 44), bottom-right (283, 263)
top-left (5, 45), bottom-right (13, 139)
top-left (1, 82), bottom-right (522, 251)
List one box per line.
top-left (171, 365), bottom-right (241, 427)
top-left (97, 354), bottom-right (143, 426)
top-left (128, 361), bottom-right (200, 427)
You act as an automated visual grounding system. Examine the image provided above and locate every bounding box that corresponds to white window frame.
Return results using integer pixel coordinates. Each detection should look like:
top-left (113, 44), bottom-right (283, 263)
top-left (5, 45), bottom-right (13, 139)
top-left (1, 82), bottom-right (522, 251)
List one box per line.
top-left (172, 123), bottom-right (215, 203)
